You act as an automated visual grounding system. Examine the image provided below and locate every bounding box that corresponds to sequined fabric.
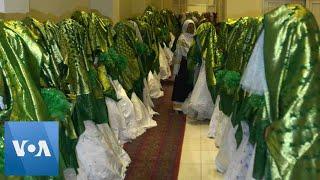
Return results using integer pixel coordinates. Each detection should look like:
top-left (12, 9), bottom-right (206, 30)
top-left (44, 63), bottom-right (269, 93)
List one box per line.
top-left (264, 4), bottom-right (320, 180)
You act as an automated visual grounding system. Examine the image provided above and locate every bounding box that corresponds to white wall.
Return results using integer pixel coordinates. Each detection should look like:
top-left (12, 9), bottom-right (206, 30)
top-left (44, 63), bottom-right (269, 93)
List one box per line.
top-left (226, 0), bottom-right (262, 19)
top-left (30, 0), bottom-right (89, 16)
top-left (90, 0), bottom-right (119, 22)
top-left (2, 0), bottom-right (29, 13)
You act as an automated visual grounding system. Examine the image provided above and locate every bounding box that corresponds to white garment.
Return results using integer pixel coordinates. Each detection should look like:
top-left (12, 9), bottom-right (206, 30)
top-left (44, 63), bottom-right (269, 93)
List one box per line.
top-left (0, 96), bottom-right (5, 110)
top-left (159, 43), bottom-right (172, 80)
top-left (245, 145), bottom-right (257, 180)
top-left (173, 20), bottom-right (195, 76)
top-left (169, 32), bottom-right (176, 49)
top-left (143, 78), bottom-right (159, 116)
top-left (225, 121), bottom-right (255, 180)
top-left (97, 123), bottom-right (131, 167)
top-left (183, 62), bottom-right (214, 120)
top-left (215, 119), bottom-right (237, 173)
top-left (112, 80), bottom-right (144, 139)
top-left (148, 71), bottom-right (164, 99)
top-left (76, 121), bottom-right (128, 180)
top-left (64, 168), bottom-right (77, 180)
top-left (241, 30), bottom-right (268, 95)
top-left (105, 97), bottom-right (131, 145)
top-left (164, 43), bottom-right (174, 66)
top-left (131, 92), bottom-right (157, 129)
top-left (208, 96), bottom-right (229, 148)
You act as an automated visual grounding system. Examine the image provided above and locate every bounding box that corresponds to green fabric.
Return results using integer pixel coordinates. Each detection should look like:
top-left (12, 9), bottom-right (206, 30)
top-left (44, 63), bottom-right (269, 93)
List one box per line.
top-left (188, 23), bottom-right (221, 101)
top-left (159, 9), bottom-right (181, 40)
top-left (250, 106), bottom-right (271, 179)
top-left (57, 19), bottom-right (109, 131)
top-left (219, 17), bottom-right (262, 116)
top-left (22, 18), bottom-right (64, 88)
top-left (71, 11), bottom-right (113, 57)
top-left (232, 94), bottom-right (265, 146)
top-left (263, 4), bottom-right (320, 179)
top-left (186, 38), bottom-right (201, 88)
top-left (41, 88), bottom-right (71, 121)
top-left (113, 21), bottom-right (142, 96)
top-left (0, 21), bottom-right (49, 121)
top-left (100, 48), bottom-right (128, 80)
top-left (134, 20), bottom-right (159, 73)
top-left (0, 20), bottom-right (66, 180)
top-left (71, 11), bottom-right (117, 100)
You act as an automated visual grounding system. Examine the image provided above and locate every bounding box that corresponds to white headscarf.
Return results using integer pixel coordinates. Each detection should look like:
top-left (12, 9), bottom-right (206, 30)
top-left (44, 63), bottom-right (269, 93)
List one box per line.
top-left (182, 19), bottom-right (196, 40)
top-left (173, 20), bottom-right (195, 75)
top-left (176, 19), bottom-right (195, 58)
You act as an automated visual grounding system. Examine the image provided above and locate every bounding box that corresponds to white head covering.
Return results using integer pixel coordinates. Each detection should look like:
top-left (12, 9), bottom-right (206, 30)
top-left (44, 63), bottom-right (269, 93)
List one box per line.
top-left (180, 19), bottom-right (195, 47)
top-left (182, 19), bottom-right (195, 34)
top-left (173, 20), bottom-right (196, 75)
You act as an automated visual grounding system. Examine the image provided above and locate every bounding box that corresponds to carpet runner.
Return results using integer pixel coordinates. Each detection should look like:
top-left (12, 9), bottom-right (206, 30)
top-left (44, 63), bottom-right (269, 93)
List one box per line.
top-left (124, 82), bottom-right (186, 180)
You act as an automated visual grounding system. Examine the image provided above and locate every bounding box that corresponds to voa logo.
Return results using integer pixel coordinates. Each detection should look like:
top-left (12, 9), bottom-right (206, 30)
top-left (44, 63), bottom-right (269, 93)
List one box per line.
top-left (12, 140), bottom-right (52, 157)
top-left (5, 122), bottom-right (59, 176)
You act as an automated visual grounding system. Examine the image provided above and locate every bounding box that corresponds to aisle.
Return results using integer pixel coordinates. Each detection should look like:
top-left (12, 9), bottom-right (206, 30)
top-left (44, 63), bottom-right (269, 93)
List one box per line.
top-left (124, 82), bottom-right (186, 180)
top-left (178, 119), bottom-right (224, 180)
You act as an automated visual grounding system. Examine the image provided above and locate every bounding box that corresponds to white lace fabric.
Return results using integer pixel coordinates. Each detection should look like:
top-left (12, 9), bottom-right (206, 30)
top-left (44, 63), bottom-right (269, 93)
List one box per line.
top-left (148, 71), bottom-right (164, 99)
top-left (225, 121), bottom-right (255, 180)
top-left (207, 96), bottom-right (230, 148)
top-left (240, 30), bottom-right (268, 95)
top-left (182, 61), bottom-right (214, 120)
top-left (159, 44), bottom-right (172, 80)
top-left (76, 121), bottom-right (129, 180)
top-left (215, 119), bottom-right (237, 173)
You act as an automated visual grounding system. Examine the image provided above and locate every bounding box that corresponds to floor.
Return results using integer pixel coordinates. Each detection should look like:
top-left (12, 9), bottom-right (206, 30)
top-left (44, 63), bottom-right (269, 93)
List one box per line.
top-left (178, 118), bottom-right (224, 180)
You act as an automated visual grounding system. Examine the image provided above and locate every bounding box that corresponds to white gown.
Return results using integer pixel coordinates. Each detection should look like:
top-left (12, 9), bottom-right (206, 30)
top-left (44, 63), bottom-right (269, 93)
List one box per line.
top-left (148, 71), bottom-right (164, 99)
top-left (143, 78), bottom-right (159, 117)
top-left (164, 43), bottom-right (174, 66)
top-left (105, 97), bottom-right (131, 145)
top-left (159, 43), bottom-right (171, 80)
top-left (75, 121), bottom-right (129, 180)
top-left (97, 123), bottom-right (131, 167)
top-left (112, 80), bottom-right (145, 139)
top-left (182, 62), bottom-right (214, 120)
top-left (207, 96), bottom-right (230, 147)
top-left (225, 121), bottom-right (255, 180)
top-left (131, 92), bottom-right (157, 129)
top-left (215, 118), bottom-right (237, 173)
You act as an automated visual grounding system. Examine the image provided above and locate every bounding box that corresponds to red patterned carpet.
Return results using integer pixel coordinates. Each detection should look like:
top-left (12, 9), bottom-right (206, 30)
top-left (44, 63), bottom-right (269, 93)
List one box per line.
top-left (124, 82), bottom-right (186, 180)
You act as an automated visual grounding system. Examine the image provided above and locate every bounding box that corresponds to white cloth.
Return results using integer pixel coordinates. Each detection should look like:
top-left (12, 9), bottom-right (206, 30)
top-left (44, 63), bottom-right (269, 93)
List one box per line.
top-left (241, 30), bottom-right (268, 95)
top-left (173, 20), bottom-right (195, 76)
top-left (64, 168), bottom-right (77, 180)
top-left (169, 32), bottom-right (176, 49)
top-left (143, 78), bottom-right (159, 116)
top-left (97, 123), bottom-right (131, 167)
top-left (131, 92), bottom-right (157, 129)
top-left (215, 118), bottom-right (237, 173)
top-left (0, 96), bottom-right (5, 110)
top-left (159, 43), bottom-right (172, 80)
top-left (164, 43), bottom-right (174, 66)
top-left (112, 80), bottom-right (144, 139)
top-left (148, 71), bottom-right (164, 99)
top-left (182, 62), bottom-right (214, 120)
top-left (105, 97), bottom-right (131, 145)
top-left (208, 96), bottom-right (229, 148)
top-left (245, 145), bottom-right (257, 180)
top-left (76, 121), bottom-right (128, 180)
top-left (225, 121), bottom-right (255, 180)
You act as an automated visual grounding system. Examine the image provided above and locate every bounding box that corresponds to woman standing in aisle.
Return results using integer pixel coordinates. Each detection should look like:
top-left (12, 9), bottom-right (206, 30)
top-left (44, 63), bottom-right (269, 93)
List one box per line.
top-left (172, 19), bottom-right (196, 111)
